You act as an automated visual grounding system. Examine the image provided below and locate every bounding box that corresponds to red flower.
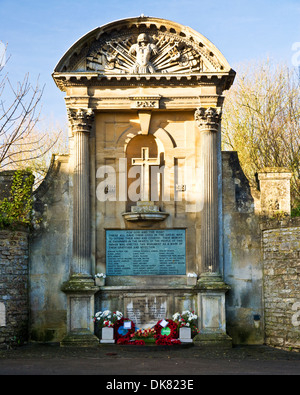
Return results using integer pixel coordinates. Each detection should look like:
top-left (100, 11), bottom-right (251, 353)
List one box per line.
top-left (154, 319), bottom-right (178, 343)
top-left (116, 338), bottom-right (145, 346)
top-left (114, 317), bottom-right (135, 341)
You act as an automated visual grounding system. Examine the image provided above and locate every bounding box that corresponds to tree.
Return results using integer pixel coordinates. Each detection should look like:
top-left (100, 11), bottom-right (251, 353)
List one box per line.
top-left (0, 45), bottom-right (68, 185)
top-left (222, 59), bottom-right (300, 208)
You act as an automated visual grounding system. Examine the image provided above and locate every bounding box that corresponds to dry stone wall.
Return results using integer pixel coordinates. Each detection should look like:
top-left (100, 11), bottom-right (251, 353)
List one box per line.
top-left (262, 218), bottom-right (300, 351)
top-left (0, 228), bottom-right (29, 346)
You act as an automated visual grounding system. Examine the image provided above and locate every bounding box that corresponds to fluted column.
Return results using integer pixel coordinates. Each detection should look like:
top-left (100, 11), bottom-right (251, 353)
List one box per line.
top-left (68, 108), bottom-right (94, 276)
top-left (195, 107), bottom-right (221, 278)
top-left (61, 108), bottom-right (99, 347)
top-left (193, 107), bottom-right (231, 346)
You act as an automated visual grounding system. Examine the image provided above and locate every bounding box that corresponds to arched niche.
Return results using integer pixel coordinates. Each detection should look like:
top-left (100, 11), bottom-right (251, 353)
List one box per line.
top-left (126, 134), bottom-right (165, 211)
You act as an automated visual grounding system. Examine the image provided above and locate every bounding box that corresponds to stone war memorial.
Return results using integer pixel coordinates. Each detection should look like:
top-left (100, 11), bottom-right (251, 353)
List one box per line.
top-left (0, 16), bottom-right (300, 350)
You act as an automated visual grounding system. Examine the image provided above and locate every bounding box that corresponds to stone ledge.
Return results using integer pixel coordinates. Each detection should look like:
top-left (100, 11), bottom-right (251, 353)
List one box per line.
top-left (61, 274), bottom-right (99, 294)
top-left (60, 330), bottom-right (99, 347)
top-left (193, 333), bottom-right (232, 348)
top-left (261, 217), bottom-right (300, 231)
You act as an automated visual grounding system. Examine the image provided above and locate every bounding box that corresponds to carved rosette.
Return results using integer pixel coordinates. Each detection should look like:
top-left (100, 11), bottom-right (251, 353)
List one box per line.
top-left (194, 107), bottom-right (222, 132)
top-left (67, 108), bottom-right (94, 134)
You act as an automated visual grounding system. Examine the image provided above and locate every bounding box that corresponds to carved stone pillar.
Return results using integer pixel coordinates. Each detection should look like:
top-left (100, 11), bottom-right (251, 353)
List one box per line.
top-left (193, 107), bottom-right (231, 347)
top-left (61, 108), bottom-right (99, 347)
top-left (195, 107), bottom-right (221, 278)
top-left (68, 108), bottom-right (94, 276)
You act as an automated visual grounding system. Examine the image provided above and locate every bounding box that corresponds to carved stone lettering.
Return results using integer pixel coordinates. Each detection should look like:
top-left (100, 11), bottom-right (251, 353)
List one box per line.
top-left (106, 229), bottom-right (186, 276)
top-left (125, 295), bottom-right (168, 328)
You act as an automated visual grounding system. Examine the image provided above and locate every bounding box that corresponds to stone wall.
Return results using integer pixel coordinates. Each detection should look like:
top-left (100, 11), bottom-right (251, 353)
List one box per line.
top-left (262, 218), bottom-right (300, 351)
top-left (29, 154), bottom-right (71, 342)
top-left (0, 228), bottom-right (29, 346)
top-left (222, 151), bottom-right (264, 345)
top-left (0, 153), bottom-right (298, 349)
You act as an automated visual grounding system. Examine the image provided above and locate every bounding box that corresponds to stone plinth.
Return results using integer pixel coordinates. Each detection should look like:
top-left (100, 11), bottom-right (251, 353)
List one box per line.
top-left (193, 274), bottom-right (232, 348)
top-left (179, 327), bottom-right (193, 343)
top-left (100, 327), bottom-right (115, 344)
top-left (258, 167), bottom-right (292, 217)
top-left (60, 274), bottom-right (99, 347)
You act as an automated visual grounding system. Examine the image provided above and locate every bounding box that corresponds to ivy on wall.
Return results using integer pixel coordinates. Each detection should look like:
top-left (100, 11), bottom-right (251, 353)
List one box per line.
top-left (291, 206), bottom-right (300, 218)
top-left (0, 170), bottom-right (35, 229)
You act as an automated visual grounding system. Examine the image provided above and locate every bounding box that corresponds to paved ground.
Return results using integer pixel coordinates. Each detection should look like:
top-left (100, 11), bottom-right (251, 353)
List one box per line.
top-left (0, 343), bottom-right (300, 377)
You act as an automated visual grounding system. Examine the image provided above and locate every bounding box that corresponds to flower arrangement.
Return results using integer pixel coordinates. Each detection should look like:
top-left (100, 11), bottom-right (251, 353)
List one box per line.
top-left (114, 317), bottom-right (135, 342)
top-left (172, 310), bottom-right (199, 336)
top-left (95, 273), bottom-right (106, 278)
top-left (94, 273), bottom-right (106, 286)
top-left (131, 327), bottom-right (156, 343)
top-left (93, 310), bottom-right (123, 328)
top-left (155, 338), bottom-right (181, 346)
top-left (154, 319), bottom-right (180, 345)
top-left (117, 338), bottom-right (145, 346)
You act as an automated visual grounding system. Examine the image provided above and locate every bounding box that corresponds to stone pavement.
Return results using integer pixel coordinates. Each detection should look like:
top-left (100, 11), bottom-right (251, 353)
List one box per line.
top-left (0, 343), bottom-right (300, 376)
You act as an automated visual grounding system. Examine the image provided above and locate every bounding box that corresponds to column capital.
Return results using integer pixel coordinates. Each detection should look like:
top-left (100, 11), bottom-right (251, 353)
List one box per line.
top-left (67, 108), bottom-right (94, 134)
top-left (194, 107), bottom-right (222, 131)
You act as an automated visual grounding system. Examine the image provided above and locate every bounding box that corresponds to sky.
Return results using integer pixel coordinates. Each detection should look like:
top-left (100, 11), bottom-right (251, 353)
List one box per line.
top-left (1, 0), bottom-right (300, 126)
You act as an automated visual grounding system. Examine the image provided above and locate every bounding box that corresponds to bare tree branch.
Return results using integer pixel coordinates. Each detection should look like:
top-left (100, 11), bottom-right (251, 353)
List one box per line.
top-left (222, 59), bottom-right (300, 207)
top-left (0, 45), bottom-right (69, 187)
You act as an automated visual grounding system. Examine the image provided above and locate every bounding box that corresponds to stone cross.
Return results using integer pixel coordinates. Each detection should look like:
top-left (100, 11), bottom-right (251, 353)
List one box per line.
top-left (132, 147), bottom-right (159, 201)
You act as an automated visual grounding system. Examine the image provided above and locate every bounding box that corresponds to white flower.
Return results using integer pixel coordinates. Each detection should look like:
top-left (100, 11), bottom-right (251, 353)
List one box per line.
top-left (172, 312), bottom-right (180, 320)
top-left (115, 311), bottom-right (123, 319)
top-left (95, 273), bottom-right (106, 278)
top-left (102, 310), bottom-right (111, 317)
top-left (187, 272), bottom-right (197, 278)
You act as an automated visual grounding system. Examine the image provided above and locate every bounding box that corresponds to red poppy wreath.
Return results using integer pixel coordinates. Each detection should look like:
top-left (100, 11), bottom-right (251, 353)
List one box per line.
top-left (114, 317), bottom-right (135, 342)
top-left (154, 319), bottom-right (179, 345)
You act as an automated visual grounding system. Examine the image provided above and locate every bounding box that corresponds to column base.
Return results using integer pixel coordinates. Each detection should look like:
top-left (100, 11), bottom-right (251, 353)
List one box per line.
top-left (61, 273), bottom-right (99, 293)
top-left (61, 273), bottom-right (100, 347)
top-left (195, 274), bottom-right (231, 348)
top-left (60, 329), bottom-right (99, 347)
top-left (193, 332), bottom-right (232, 348)
top-left (198, 272), bottom-right (231, 289)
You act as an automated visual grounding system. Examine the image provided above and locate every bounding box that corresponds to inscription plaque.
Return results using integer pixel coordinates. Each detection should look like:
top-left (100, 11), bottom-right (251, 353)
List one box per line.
top-left (125, 295), bottom-right (167, 329)
top-left (106, 229), bottom-right (186, 276)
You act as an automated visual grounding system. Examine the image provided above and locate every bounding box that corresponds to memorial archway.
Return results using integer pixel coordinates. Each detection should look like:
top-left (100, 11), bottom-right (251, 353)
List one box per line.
top-left (54, 16), bottom-right (235, 346)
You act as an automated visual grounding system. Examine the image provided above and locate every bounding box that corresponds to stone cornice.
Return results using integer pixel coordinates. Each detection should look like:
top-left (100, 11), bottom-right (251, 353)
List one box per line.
top-left (52, 70), bottom-right (235, 92)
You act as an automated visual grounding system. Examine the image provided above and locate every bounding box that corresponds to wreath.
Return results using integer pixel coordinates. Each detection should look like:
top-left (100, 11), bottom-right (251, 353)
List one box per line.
top-left (117, 338), bottom-right (145, 346)
top-left (114, 317), bottom-right (135, 342)
top-left (154, 319), bottom-right (178, 343)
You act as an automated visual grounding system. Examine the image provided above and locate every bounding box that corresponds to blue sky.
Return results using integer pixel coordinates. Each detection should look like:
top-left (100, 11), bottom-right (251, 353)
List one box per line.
top-left (1, 0), bottom-right (300, 125)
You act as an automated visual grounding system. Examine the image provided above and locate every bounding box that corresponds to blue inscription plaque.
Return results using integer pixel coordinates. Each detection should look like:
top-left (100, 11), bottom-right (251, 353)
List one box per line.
top-left (106, 229), bottom-right (186, 276)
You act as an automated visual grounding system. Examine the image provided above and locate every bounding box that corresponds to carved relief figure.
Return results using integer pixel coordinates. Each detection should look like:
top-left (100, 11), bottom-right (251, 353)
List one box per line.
top-left (129, 33), bottom-right (158, 74)
top-left (86, 31), bottom-right (208, 75)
